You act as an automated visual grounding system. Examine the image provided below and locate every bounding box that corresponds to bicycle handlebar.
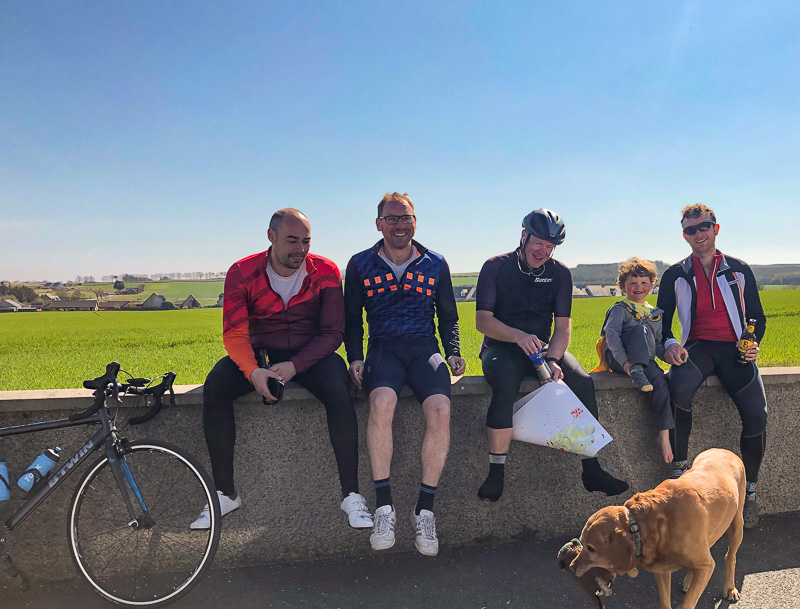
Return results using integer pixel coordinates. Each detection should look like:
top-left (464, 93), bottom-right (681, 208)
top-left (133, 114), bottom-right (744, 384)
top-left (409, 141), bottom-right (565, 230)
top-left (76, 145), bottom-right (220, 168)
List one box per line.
top-left (70, 363), bottom-right (177, 424)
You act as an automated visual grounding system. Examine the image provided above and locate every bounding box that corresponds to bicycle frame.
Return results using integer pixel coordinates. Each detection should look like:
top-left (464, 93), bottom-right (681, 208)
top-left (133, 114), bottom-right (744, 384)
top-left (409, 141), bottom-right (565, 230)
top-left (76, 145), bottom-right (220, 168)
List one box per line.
top-left (0, 404), bottom-right (145, 535)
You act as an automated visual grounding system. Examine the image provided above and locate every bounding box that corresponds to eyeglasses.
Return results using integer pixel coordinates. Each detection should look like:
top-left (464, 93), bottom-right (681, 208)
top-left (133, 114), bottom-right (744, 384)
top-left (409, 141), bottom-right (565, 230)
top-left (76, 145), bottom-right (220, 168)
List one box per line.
top-left (682, 221), bottom-right (715, 236)
top-left (379, 215), bottom-right (415, 225)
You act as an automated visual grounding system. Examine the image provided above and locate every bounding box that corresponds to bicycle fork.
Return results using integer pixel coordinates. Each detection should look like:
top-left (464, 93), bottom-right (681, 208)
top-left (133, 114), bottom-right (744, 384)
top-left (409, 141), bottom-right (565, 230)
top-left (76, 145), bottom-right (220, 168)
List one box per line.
top-left (106, 437), bottom-right (155, 528)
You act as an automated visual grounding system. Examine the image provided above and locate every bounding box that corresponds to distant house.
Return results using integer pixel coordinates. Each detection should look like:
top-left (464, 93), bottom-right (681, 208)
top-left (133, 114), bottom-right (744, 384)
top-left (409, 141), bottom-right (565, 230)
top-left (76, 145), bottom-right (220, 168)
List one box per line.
top-left (141, 294), bottom-right (167, 310)
top-left (98, 300), bottom-right (132, 311)
top-left (603, 285), bottom-right (622, 297)
top-left (178, 295), bottom-right (202, 309)
top-left (215, 293), bottom-right (224, 307)
top-left (452, 286), bottom-right (477, 302)
top-left (585, 285), bottom-right (612, 297)
top-left (572, 286), bottom-right (588, 298)
top-left (0, 299), bottom-right (24, 311)
top-left (43, 299), bottom-right (98, 311)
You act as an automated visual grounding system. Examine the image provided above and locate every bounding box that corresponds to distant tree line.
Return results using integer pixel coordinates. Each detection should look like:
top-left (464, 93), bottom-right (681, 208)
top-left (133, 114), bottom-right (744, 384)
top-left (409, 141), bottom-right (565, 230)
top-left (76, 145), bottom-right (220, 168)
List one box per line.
top-left (0, 281), bottom-right (38, 303)
top-left (99, 272), bottom-right (227, 282)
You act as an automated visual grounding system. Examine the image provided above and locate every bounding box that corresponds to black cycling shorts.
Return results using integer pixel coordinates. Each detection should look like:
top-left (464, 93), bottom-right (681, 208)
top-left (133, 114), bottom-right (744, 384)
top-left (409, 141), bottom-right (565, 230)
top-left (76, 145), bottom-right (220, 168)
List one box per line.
top-left (364, 337), bottom-right (452, 402)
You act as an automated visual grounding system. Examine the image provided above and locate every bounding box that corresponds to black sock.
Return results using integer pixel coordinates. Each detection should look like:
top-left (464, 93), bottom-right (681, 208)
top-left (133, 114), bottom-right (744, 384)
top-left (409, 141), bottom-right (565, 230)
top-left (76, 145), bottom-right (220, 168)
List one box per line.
top-left (478, 453), bottom-right (506, 502)
top-left (374, 478), bottom-right (392, 509)
top-left (415, 483), bottom-right (437, 515)
top-left (581, 458), bottom-right (629, 496)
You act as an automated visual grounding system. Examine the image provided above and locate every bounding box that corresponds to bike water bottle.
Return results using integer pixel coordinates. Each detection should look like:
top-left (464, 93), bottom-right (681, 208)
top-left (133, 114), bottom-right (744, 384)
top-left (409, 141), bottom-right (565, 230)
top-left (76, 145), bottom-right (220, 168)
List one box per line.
top-left (17, 447), bottom-right (61, 492)
top-left (529, 349), bottom-right (552, 383)
top-left (0, 462), bottom-right (10, 502)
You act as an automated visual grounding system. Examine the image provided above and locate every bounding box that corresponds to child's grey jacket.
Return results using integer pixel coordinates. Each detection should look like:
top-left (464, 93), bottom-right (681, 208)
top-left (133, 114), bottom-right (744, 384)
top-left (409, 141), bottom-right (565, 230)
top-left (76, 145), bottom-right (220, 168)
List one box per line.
top-left (602, 301), bottom-right (665, 365)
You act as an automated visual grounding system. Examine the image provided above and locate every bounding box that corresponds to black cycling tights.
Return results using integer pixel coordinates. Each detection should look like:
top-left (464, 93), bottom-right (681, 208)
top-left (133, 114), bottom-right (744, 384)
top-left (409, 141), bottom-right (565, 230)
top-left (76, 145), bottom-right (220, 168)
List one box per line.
top-left (482, 344), bottom-right (599, 430)
top-left (203, 351), bottom-right (359, 497)
top-left (669, 340), bottom-right (768, 482)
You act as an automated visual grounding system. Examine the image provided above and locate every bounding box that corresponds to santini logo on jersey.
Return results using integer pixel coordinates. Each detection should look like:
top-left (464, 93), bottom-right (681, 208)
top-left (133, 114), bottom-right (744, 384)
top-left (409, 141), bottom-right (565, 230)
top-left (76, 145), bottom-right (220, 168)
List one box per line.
top-left (534, 277), bottom-right (553, 283)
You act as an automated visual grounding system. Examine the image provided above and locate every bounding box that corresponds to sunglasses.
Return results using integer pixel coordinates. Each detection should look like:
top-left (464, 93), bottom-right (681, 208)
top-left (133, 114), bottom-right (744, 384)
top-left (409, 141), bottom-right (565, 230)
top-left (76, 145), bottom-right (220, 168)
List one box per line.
top-left (683, 221), bottom-right (715, 236)
top-left (378, 215), bottom-right (415, 225)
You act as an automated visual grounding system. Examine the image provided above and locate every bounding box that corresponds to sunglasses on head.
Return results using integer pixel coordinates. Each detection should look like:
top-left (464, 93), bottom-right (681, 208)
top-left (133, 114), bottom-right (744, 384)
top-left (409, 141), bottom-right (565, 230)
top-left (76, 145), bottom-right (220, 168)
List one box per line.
top-left (683, 220), bottom-right (715, 236)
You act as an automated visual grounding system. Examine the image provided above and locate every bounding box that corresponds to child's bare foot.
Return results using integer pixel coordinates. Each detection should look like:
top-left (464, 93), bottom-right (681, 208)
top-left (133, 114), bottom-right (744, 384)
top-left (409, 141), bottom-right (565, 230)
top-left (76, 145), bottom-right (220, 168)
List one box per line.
top-left (657, 431), bottom-right (673, 463)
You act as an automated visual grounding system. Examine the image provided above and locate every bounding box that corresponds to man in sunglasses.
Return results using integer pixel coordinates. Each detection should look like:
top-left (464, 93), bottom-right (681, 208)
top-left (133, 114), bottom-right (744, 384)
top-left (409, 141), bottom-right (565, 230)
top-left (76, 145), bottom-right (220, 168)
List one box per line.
top-left (344, 192), bottom-right (465, 556)
top-left (657, 204), bottom-right (767, 528)
top-left (191, 208), bottom-right (373, 533)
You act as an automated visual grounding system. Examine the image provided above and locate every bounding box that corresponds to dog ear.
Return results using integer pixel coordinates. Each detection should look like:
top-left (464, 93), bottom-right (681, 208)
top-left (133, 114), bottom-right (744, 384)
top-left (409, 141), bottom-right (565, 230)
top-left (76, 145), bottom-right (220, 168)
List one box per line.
top-left (612, 526), bottom-right (638, 573)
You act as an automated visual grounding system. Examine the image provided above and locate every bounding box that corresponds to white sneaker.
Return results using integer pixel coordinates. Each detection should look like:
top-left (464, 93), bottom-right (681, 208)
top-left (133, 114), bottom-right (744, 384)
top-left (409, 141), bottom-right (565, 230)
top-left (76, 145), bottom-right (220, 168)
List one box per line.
top-left (370, 505), bottom-right (396, 550)
top-left (341, 493), bottom-right (374, 529)
top-left (412, 509), bottom-right (439, 556)
top-left (190, 490), bottom-right (241, 530)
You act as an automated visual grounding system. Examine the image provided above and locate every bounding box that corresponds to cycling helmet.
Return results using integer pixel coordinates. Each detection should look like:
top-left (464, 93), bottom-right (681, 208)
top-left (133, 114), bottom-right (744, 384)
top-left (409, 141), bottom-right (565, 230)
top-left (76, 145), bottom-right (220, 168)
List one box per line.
top-left (521, 209), bottom-right (566, 245)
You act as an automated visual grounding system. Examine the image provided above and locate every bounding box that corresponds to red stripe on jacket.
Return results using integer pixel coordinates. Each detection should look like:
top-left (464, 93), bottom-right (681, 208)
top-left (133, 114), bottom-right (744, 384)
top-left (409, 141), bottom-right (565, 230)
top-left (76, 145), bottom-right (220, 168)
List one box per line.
top-left (222, 250), bottom-right (344, 379)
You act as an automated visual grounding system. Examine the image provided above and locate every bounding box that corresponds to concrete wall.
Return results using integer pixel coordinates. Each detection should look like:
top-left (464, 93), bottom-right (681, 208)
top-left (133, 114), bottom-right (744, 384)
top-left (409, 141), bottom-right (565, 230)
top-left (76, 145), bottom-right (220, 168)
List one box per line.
top-left (1, 368), bottom-right (799, 580)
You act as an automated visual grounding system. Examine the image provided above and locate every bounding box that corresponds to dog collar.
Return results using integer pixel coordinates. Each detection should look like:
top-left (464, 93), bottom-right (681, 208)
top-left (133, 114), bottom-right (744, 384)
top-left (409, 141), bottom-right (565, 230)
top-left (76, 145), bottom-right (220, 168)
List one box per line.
top-left (624, 507), bottom-right (643, 558)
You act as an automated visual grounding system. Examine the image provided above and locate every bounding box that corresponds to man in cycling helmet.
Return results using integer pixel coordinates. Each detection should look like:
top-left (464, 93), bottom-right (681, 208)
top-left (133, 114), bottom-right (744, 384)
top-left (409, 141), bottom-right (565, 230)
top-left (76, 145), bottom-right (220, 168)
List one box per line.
top-left (474, 208), bottom-right (629, 502)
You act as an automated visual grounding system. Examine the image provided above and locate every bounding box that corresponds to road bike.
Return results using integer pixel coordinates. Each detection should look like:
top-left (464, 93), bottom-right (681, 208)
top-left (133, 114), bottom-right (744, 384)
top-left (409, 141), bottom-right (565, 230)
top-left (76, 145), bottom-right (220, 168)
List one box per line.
top-left (0, 362), bottom-right (221, 607)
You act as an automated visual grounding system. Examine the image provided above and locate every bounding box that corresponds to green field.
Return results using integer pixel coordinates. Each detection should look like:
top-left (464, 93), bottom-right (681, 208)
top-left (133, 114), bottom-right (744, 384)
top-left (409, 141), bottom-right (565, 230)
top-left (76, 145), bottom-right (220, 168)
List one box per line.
top-left (1, 291), bottom-right (798, 390)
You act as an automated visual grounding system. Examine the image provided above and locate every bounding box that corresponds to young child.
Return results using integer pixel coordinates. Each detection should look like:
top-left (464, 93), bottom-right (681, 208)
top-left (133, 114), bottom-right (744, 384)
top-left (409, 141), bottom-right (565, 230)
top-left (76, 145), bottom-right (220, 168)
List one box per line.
top-left (599, 258), bottom-right (674, 463)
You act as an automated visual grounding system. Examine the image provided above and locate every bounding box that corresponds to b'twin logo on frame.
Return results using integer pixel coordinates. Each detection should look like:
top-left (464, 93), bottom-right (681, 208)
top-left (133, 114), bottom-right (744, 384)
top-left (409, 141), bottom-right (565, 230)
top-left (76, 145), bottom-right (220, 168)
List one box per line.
top-left (534, 277), bottom-right (553, 283)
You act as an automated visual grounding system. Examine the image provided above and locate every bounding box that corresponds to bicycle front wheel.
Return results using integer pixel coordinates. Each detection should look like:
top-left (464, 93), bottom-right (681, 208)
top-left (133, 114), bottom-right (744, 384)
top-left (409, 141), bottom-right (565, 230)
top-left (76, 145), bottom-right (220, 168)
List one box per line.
top-left (68, 439), bottom-right (221, 607)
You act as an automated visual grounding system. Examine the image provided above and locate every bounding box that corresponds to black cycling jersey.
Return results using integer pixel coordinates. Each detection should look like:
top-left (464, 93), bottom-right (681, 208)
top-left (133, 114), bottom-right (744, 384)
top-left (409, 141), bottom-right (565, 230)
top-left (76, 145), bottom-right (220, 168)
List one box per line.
top-left (476, 252), bottom-right (572, 350)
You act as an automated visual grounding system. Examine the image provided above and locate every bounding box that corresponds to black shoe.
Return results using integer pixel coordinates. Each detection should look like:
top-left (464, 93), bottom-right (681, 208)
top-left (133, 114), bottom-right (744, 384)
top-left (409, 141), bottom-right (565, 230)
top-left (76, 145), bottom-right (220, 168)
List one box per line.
top-left (581, 468), bottom-right (629, 496)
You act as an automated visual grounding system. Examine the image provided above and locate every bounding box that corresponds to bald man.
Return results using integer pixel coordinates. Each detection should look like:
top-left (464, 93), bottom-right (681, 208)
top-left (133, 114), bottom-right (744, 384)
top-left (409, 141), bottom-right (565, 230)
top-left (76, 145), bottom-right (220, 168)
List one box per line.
top-left (191, 209), bottom-right (373, 532)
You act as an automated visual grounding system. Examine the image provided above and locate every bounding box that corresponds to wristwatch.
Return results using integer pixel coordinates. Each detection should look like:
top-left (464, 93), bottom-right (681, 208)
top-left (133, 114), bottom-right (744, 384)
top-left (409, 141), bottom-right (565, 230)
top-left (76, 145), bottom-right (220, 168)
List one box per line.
top-left (545, 356), bottom-right (562, 366)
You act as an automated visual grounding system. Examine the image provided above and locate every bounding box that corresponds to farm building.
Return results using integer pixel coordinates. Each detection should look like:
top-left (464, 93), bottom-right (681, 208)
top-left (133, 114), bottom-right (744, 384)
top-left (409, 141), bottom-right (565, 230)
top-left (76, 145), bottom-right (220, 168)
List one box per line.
top-left (42, 299), bottom-right (98, 311)
top-left (584, 285), bottom-right (612, 297)
top-left (141, 294), bottom-right (167, 310)
top-left (452, 286), bottom-right (476, 302)
top-left (603, 285), bottom-right (622, 296)
top-left (572, 286), bottom-right (588, 298)
top-left (0, 299), bottom-right (24, 311)
top-left (215, 293), bottom-right (224, 307)
top-left (178, 295), bottom-right (202, 309)
top-left (98, 300), bottom-right (134, 311)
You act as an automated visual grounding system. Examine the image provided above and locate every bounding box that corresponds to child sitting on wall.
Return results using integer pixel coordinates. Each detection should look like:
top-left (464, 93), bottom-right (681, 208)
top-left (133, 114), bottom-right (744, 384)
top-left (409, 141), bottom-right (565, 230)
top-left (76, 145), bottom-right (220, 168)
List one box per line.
top-left (595, 258), bottom-right (673, 463)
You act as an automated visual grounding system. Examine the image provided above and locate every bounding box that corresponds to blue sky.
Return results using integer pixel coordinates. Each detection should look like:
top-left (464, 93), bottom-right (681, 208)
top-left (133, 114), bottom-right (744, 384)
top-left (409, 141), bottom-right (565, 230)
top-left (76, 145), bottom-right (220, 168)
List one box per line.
top-left (2, 1), bottom-right (798, 281)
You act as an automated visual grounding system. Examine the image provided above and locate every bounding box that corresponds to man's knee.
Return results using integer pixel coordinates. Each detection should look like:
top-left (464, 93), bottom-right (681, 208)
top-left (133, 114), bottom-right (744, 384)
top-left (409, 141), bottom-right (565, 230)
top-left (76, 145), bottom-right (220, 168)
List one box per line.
top-left (422, 394), bottom-right (451, 430)
top-left (369, 389), bottom-right (397, 425)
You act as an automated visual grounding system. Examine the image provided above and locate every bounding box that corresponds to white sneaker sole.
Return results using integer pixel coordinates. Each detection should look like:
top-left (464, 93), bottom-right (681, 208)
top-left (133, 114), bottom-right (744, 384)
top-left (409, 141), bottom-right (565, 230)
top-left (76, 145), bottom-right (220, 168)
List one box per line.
top-left (415, 541), bottom-right (438, 557)
top-left (370, 536), bottom-right (396, 550)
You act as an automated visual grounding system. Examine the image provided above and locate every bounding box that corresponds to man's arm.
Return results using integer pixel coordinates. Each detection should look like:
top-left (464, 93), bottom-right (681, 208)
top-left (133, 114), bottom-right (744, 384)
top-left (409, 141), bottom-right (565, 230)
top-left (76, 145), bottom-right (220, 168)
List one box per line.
top-left (656, 267), bottom-right (687, 365)
top-left (287, 275), bottom-right (345, 376)
top-left (343, 257), bottom-right (365, 363)
top-left (434, 257), bottom-right (465, 375)
top-left (222, 263), bottom-right (260, 380)
top-left (742, 264), bottom-right (767, 344)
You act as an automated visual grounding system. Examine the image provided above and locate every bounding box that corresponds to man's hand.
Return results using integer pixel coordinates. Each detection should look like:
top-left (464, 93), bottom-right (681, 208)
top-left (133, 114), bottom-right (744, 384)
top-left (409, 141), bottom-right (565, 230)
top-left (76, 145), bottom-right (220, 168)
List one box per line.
top-left (744, 341), bottom-right (760, 362)
top-left (664, 343), bottom-right (689, 366)
top-left (548, 360), bottom-right (564, 382)
top-left (250, 367), bottom-right (282, 403)
top-left (622, 361), bottom-right (631, 377)
top-left (447, 355), bottom-right (466, 376)
top-left (514, 330), bottom-right (543, 356)
top-left (349, 360), bottom-right (365, 390)
top-left (268, 361), bottom-right (296, 383)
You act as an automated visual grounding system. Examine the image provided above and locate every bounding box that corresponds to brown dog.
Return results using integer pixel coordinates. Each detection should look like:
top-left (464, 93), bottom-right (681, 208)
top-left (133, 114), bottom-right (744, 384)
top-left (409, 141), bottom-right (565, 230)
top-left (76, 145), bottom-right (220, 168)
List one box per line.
top-left (569, 448), bottom-right (746, 609)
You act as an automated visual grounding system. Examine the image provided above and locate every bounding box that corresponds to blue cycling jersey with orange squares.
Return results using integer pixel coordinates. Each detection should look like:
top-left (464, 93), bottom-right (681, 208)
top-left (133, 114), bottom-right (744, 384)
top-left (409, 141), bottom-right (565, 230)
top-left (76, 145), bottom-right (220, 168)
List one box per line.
top-left (344, 240), bottom-right (460, 363)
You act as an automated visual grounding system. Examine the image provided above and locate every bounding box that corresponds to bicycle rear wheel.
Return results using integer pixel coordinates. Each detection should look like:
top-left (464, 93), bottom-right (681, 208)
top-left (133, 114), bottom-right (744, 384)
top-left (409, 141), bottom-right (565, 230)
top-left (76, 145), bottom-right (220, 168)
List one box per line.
top-left (68, 439), bottom-right (221, 607)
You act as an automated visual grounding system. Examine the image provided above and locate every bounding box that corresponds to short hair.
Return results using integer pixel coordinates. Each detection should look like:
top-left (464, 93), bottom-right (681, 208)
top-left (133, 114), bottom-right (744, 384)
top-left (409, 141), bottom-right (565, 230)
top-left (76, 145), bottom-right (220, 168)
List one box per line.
top-left (681, 203), bottom-right (716, 224)
top-left (269, 208), bottom-right (307, 233)
top-left (616, 257), bottom-right (658, 288)
top-left (377, 192), bottom-right (415, 217)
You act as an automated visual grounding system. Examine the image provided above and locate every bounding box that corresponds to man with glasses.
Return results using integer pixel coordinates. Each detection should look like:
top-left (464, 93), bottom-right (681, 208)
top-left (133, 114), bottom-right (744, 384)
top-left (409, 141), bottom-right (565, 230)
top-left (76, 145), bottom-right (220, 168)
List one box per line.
top-left (345, 192), bottom-right (465, 556)
top-left (474, 208), bottom-right (629, 503)
top-left (658, 204), bottom-right (767, 528)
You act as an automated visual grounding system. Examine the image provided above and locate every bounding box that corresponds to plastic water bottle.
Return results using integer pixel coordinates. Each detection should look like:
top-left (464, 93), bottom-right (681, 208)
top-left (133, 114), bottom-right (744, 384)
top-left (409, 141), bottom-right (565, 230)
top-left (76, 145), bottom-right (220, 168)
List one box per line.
top-left (0, 462), bottom-right (10, 502)
top-left (529, 349), bottom-right (552, 383)
top-left (17, 447), bottom-right (61, 492)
